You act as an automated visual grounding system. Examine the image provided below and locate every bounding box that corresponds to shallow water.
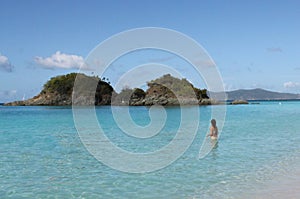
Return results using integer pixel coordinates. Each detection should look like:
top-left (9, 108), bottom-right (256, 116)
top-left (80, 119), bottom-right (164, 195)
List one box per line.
top-left (0, 101), bottom-right (300, 198)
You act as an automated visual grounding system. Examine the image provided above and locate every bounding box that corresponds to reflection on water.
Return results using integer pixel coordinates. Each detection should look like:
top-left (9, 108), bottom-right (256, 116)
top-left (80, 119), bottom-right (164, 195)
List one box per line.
top-left (211, 139), bottom-right (218, 149)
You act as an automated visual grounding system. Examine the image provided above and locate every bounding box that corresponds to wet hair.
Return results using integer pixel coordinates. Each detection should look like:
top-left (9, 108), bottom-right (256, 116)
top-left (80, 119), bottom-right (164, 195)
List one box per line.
top-left (211, 119), bottom-right (217, 128)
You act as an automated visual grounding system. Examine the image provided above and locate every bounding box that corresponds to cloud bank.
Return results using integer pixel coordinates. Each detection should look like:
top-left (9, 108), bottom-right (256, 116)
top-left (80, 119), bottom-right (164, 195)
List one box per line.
top-left (148, 56), bottom-right (176, 62)
top-left (34, 51), bottom-right (89, 70)
top-left (0, 90), bottom-right (17, 101)
top-left (0, 54), bottom-right (14, 72)
top-left (0, 90), bottom-right (17, 96)
top-left (283, 81), bottom-right (300, 89)
top-left (266, 47), bottom-right (282, 53)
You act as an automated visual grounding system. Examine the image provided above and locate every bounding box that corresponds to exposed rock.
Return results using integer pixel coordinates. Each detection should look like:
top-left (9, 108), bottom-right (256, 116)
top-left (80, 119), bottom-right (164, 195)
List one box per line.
top-left (111, 88), bottom-right (146, 106)
top-left (5, 73), bottom-right (113, 106)
top-left (199, 99), bottom-right (225, 105)
top-left (139, 74), bottom-right (208, 106)
top-left (110, 74), bottom-right (211, 106)
top-left (4, 73), bottom-right (214, 106)
top-left (230, 100), bottom-right (249, 105)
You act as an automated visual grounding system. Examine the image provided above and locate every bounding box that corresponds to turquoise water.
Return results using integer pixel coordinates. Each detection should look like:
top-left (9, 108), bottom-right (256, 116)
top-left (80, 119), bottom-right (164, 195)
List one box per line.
top-left (1, 102), bottom-right (300, 198)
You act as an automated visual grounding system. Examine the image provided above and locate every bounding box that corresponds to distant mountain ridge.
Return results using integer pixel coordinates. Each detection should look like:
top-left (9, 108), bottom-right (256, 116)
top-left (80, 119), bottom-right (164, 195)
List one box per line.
top-left (212, 88), bottom-right (300, 101)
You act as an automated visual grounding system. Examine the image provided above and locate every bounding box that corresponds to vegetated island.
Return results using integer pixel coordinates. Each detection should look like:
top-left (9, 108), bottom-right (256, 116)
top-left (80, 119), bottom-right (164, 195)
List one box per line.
top-left (4, 73), bottom-right (219, 106)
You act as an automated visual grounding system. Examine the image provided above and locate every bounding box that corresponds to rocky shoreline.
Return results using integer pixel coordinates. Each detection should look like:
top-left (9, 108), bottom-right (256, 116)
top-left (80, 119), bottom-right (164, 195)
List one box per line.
top-left (4, 73), bottom-right (226, 106)
top-left (4, 97), bottom-right (221, 106)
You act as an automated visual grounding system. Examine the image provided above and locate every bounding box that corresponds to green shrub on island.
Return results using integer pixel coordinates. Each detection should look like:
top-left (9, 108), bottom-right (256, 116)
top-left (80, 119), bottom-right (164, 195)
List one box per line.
top-left (147, 74), bottom-right (208, 100)
top-left (42, 73), bottom-right (78, 95)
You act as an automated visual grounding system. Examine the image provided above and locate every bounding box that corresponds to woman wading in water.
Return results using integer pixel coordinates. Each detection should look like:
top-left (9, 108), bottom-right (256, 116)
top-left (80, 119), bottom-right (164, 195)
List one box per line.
top-left (207, 119), bottom-right (218, 140)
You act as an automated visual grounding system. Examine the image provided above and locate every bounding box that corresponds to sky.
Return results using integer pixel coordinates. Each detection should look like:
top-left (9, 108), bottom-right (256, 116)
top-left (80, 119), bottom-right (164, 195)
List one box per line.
top-left (1, 0), bottom-right (300, 102)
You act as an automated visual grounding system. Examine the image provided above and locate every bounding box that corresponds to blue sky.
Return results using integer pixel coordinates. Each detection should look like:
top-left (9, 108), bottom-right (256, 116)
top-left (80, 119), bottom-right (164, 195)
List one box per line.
top-left (1, 0), bottom-right (300, 102)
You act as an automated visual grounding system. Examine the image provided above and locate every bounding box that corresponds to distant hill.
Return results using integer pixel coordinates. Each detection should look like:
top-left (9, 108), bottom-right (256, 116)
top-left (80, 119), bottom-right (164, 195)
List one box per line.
top-left (210, 88), bottom-right (300, 101)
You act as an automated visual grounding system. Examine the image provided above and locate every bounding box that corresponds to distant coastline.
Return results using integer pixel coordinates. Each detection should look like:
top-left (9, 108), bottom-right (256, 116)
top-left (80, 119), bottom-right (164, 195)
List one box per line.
top-left (210, 88), bottom-right (300, 102)
top-left (243, 99), bottom-right (300, 102)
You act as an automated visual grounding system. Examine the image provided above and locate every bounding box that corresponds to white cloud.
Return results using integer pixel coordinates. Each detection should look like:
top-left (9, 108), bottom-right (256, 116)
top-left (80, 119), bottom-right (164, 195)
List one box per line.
top-left (283, 81), bottom-right (300, 88)
top-left (223, 83), bottom-right (236, 91)
top-left (193, 58), bottom-right (215, 68)
top-left (148, 56), bottom-right (176, 62)
top-left (0, 90), bottom-right (17, 97)
top-left (34, 51), bottom-right (89, 70)
top-left (0, 54), bottom-right (14, 72)
top-left (266, 47), bottom-right (283, 53)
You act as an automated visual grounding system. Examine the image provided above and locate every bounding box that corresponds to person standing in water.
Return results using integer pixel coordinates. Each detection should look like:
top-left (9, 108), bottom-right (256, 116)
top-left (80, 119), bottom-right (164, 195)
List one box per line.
top-left (207, 119), bottom-right (218, 140)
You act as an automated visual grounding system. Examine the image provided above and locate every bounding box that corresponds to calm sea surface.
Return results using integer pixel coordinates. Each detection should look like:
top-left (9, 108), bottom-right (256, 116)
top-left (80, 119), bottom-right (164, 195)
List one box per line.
top-left (1, 101), bottom-right (300, 198)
